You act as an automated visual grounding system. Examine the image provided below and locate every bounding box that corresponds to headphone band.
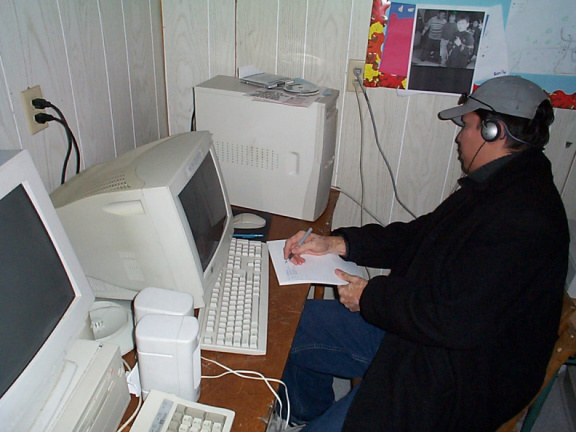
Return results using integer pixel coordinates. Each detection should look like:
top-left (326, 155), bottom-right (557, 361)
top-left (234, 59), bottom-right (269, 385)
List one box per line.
top-left (482, 117), bottom-right (533, 146)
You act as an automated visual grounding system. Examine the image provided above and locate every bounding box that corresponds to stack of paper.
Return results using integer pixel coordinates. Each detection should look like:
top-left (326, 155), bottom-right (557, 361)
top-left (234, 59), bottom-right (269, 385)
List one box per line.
top-left (267, 239), bottom-right (363, 286)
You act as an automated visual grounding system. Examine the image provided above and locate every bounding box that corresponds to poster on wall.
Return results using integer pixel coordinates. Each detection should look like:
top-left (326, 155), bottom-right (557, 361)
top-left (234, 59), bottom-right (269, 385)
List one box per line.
top-left (365, 0), bottom-right (576, 109)
top-left (407, 7), bottom-right (487, 95)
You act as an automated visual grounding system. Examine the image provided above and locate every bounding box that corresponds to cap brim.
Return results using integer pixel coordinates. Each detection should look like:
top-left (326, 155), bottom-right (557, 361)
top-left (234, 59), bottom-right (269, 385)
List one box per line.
top-left (438, 98), bottom-right (484, 123)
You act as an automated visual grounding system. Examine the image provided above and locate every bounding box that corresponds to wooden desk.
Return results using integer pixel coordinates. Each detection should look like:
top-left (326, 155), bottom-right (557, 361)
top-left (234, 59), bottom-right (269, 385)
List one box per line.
top-left (122, 189), bottom-right (339, 431)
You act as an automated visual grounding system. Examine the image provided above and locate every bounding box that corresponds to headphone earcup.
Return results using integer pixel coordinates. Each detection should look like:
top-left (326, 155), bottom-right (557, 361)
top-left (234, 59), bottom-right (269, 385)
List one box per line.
top-left (481, 119), bottom-right (501, 142)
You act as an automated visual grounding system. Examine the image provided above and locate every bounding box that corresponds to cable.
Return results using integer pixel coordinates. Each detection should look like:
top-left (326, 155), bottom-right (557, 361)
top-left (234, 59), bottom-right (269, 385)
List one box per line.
top-left (353, 72), bottom-right (417, 219)
top-left (33, 98), bottom-right (80, 175)
top-left (115, 358), bottom-right (142, 432)
top-left (353, 79), bottom-right (366, 226)
top-left (336, 187), bottom-right (385, 226)
top-left (201, 356), bottom-right (291, 430)
top-left (116, 393), bottom-right (142, 432)
top-left (33, 98), bottom-right (81, 184)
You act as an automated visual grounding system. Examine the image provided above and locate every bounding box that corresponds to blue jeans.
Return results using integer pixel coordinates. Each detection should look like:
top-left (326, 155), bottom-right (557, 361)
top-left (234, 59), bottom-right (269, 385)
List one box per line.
top-left (279, 299), bottom-right (385, 431)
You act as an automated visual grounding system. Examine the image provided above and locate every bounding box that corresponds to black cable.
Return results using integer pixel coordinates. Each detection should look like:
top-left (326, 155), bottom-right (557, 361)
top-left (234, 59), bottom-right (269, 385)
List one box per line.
top-left (34, 111), bottom-right (77, 184)
top-left (190, 109), bottom-right (196, 131)
top-left (32, 98), bottom-right (81, 183)
top-left (32, 100), bottom-right (80, 173)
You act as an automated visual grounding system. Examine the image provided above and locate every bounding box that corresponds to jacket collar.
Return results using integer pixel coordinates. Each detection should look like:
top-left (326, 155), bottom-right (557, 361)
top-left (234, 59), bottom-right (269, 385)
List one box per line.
top-left (458, 148), bottom-right (550, 192)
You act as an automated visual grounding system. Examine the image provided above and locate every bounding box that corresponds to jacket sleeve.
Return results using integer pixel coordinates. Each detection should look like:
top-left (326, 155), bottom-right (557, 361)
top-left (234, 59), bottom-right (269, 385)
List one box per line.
top-left (333, 214), bottom-right (433, 269)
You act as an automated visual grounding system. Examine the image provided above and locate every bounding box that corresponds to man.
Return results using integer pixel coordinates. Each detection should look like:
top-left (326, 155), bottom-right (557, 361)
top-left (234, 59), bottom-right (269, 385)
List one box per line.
top-left (440, 13), bottom-right (457, 66)
top-left (420, 10), bottom-right (447, 62)
top-left (279, 75), bottom-right (569, 432)
top-left (447, 14), bottom-right (475, 68)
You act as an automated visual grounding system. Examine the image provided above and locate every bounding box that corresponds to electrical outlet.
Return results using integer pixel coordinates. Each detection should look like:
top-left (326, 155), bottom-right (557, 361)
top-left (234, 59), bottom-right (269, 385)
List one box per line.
top-left (346, 59), bottom-right (365, 92)
top-left (20, 85), bottom-right (49, 135)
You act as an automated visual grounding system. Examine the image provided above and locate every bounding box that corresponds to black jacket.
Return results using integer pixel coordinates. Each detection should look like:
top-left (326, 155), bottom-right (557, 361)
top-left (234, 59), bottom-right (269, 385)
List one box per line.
top-left (338, 149), bottom-right (569, 431)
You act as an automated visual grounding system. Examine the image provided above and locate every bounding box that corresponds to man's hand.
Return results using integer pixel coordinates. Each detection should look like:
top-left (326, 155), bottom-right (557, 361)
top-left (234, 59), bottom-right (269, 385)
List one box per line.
top-left (284, 231), bottom-right (346, 265)
top-left (336, 269), bottom-right (367, 312)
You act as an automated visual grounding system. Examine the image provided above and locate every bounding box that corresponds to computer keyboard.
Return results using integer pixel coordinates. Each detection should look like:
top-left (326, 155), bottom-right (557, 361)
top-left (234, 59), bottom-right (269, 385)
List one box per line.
top-left (131, 389), bottom-right (235, 432)
top-left (198, 237), bottom-right (269, 355)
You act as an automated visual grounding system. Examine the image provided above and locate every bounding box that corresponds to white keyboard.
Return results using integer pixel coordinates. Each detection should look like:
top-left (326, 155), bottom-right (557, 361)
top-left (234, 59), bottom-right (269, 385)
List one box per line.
top-left (198, 238), bottom-right (269, 355)
top-left (131, 389), bottom-right (235, 432)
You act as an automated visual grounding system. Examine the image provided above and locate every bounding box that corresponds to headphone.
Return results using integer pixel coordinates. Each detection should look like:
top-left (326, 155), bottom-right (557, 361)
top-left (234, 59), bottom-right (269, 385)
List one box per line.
top-left (463, 94), bottom-right (534, 146)
top-left (480, 118), bottom-right (501, 142)
top-left (481, 117), bottom-right (533, 146)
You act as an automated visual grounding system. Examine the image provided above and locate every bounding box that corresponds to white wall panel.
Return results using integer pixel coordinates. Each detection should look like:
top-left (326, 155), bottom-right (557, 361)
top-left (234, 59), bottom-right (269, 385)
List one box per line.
top-left (0, 0), bottom-right (74, 191)
top-left (98, 0), bottom-right (137, 157)
top-left (277, 0), bottom-right (308, 78)
top-left (236, 1), bottom-right (280, 74)
top-left (163, 0), bottom-right (235, 135)
top-left (59, 0), bottom-right (115, 171)
top-left (150, 0), bottom-right (168, 140)
top-left (122, 1), bottom-right (163, 146)
top-left (0, 0), bottom-right (168, 192)
top-left (0, 51), bottom-right (20, 152)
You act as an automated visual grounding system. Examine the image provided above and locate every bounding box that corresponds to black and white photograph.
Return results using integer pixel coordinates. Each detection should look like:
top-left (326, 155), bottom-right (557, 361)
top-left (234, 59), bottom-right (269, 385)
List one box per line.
top-left (408, 8), bottom-right (486, 95)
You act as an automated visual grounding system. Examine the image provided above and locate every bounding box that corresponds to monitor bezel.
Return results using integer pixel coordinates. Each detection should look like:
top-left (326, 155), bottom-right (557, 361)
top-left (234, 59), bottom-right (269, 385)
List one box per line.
top-left (0, 150), bottom-right (94, 431)
top-left (160, 137), bottom-right (234, 307)
top-left (50, 131), bottom-right (234, 309)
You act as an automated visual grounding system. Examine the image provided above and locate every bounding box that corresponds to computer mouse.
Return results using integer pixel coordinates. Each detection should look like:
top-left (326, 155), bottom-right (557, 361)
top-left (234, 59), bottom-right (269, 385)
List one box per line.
top-left (232, 213), bottom-right (266, 229)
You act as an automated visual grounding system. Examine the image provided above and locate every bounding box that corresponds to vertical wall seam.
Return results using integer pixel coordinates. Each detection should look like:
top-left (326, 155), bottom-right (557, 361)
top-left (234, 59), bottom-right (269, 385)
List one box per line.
top-left (0, 52), bottom-right (24, 150)
top-left (55, 0), bottom-right (84, 167)
top-left (388, 96), bottom-right (410, 223)
top-left (96, 0), bottom-right (117, 158)
top-left (120, 0), bottom-right (136, 149)
top-left (207, 0), bottom-right (212, 77)
top-left (147, 0), bottom-right (161, 140)
top-left (334, 0), bottom-right (357, 186)
top-left (275, 0), bottom-right (280, 74)
top-left (302, 0), bottom-right (310, 77)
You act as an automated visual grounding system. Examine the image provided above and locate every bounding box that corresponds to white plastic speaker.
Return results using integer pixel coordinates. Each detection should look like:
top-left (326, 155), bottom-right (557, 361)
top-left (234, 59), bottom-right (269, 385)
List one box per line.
top-left (135, 314), bottom-right (201, 401)
top-left (133, 287), bottom-right (195, 324)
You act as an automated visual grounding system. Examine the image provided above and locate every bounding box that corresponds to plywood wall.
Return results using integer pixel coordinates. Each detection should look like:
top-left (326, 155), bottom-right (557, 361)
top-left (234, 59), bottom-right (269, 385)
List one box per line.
top-left (0, 0), bottom-right (167, 193)
top-left (163, 0), bottom-right (576, 226)
top-left (1, 0), bottom-right (574, 226)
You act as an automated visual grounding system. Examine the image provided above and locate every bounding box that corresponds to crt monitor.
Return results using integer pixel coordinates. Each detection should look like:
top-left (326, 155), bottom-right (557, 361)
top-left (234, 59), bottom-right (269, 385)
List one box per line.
top-left (0, 150), bottom-right (95, 431)
top-left (50, 131), bottom-right (234, 309)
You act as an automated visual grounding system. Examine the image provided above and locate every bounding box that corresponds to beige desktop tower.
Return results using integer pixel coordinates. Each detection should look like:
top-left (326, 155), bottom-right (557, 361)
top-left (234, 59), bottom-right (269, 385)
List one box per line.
top-left (194, 76), bottom-right (339, 221)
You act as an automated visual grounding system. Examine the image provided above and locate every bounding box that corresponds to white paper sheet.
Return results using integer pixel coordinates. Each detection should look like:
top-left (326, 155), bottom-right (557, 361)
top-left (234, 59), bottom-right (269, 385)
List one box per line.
top-left (267, 239), bottom-right (363, 286)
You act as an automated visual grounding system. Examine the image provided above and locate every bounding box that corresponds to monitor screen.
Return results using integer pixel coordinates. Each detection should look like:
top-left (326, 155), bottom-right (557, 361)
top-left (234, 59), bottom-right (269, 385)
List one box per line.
top-left (179, 153), bottom-right (227, 271)
top-left (0, 185), bottom-right (75, 399)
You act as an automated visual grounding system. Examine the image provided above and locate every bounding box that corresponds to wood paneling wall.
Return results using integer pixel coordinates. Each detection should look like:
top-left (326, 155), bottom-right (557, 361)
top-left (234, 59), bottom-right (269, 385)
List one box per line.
top-left (1, 0), bottom-right (574, 227)
top-left (0, 0), bottom-right (167, 193)
top-left (163, 0), bottom-right (576, 226)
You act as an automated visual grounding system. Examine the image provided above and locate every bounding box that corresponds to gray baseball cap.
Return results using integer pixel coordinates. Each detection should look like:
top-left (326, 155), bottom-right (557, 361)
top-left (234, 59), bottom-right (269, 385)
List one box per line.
top-left (438, 75), bottom-right (548, 126)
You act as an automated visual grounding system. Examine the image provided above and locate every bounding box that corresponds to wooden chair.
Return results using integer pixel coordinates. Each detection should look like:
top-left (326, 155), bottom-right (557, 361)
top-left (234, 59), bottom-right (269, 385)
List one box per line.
top-left (496, 292), bottom-right (576, 432)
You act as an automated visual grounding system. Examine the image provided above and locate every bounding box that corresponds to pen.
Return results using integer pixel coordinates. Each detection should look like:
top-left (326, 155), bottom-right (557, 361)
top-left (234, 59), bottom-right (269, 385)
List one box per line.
top-left (233, 233), bottom-right (264, 239)
top-left (287, 227), bottom-right (313, 262)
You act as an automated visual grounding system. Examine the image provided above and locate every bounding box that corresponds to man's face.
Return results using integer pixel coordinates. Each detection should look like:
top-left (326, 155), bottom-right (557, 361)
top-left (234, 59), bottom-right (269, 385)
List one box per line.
top-left (457, 19), bottom-right (469, 32)
top-left (455, 112), bottom-right (486, 173)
